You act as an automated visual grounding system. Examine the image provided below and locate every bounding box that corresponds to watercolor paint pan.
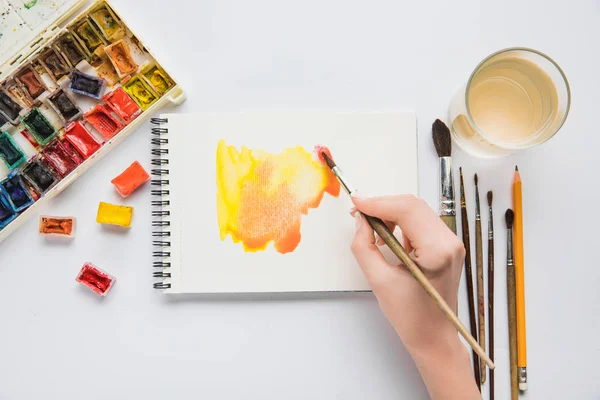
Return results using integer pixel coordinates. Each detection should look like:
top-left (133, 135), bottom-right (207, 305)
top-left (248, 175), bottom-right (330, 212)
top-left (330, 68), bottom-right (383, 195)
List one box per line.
top-left (0, 0), bottom-right (185, 240)
top-left (15, 66), bottom-right (46, 100)
top-left (39, 215), bottom-right (76, 238)
top-left (69, 70), bottom-right (106, 99)
top-left (39, 48), bottom-right (72, 82)
top-left (0, 189), bottom-right (17, 229)
top-left (0, 90), bottom-right (23, 124)
top-left (103, 87), bottom-right (141, 124)
top-left (72, 18), bottom-right (106, 55)
top-left (54, 33), bottom-right (87, 68)
top-left (0, 132), bottom-right (26, 170)
top-left (1, 172), bottom-right (34, 213)
top-left (22, 157), bottom-right (58, 194)
top-left (64, 121), bottom-right (101, 159)
top-left (123, 75), bottom-right (159, 111)
top-left (47, 88), bottom-right (82, 123)
top-left (22, 107), bottom-right (57, 146)
top-left (76, 262), bottom-right (115, 296)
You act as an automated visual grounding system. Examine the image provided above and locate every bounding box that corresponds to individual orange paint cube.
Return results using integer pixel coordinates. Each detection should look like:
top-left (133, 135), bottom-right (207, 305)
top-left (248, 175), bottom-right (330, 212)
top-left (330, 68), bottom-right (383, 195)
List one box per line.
top-left (39, 216), bottom-right (76, 238)
top-left (111, 161), bottom-right (150, 197)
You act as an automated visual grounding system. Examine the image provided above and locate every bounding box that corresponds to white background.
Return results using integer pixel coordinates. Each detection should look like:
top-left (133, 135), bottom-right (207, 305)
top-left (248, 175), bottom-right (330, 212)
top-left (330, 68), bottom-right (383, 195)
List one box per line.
top-left (0, 0), bottom-right (599, 398)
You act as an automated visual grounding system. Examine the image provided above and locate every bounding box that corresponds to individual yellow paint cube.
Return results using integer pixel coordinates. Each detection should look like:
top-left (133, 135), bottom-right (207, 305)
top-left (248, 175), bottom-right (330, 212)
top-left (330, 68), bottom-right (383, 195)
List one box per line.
top-left (96, 202), bottom-right (133, 228)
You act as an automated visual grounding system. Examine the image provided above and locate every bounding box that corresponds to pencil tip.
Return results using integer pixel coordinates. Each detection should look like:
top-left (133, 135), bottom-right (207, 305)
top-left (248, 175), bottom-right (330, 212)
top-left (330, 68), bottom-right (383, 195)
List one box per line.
top-left (515, 165), bottom-right (519, 171)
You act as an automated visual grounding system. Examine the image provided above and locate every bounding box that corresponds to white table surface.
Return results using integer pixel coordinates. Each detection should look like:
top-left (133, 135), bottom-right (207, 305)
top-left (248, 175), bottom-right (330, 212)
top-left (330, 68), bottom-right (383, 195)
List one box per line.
top-left (1, 0), bottom-right (599, 398)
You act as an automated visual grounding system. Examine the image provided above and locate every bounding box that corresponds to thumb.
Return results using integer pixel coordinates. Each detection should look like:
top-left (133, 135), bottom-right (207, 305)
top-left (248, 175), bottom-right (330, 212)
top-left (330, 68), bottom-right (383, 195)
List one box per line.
top-left (351, 212), bottom-right (391, 282)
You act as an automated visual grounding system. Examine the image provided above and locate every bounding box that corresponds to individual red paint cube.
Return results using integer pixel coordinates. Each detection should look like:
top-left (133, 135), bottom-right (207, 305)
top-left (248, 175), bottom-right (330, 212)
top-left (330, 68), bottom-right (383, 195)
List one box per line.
top-left (84, 104), bottom-right (124, 139)
top-left (111, 161), bottom-right (150, 197)
top-left (64, 121), bottom-right (102, 159)
top-left (60, 139), bottom-right (84, 165)
top-left (76, 262), bottom-right (115, 297)
top-left (103, 87), bottom-right (141, 124)
top-left (42, 139), bottom-right (78, 178)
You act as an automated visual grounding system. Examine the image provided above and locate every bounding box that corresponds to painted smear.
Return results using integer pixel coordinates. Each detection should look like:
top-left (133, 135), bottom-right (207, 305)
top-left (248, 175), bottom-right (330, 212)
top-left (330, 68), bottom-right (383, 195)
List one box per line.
top-left (216, 140), bottom-right (340, 254)
top-left (24, 0), bottom-right (37, 10)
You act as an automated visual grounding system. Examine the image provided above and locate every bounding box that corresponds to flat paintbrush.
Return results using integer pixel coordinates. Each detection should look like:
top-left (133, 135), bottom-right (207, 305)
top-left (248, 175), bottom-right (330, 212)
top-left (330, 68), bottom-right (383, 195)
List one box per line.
top-left (321, 151), bottom-right (495, 371)
top-left (487, 191), bottom-right (495, 400)
top-left (432, 119), bottom-right (456, 235)
top-left (474, 174), bottom-right (486, 384)
top-left (460, 168), bottom-right (481, 390)
top-left (506, 209), bottom-right (519, 400)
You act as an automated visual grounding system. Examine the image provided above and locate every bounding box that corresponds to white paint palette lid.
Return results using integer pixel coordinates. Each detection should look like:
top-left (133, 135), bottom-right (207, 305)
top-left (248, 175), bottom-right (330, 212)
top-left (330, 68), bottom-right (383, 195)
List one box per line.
top-left (0, 0), bottom-right (83, 73)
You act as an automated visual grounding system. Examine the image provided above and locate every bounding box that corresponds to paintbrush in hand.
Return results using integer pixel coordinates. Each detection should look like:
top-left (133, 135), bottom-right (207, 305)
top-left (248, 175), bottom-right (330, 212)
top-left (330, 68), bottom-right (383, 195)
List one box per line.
top-left (506, 209), bottom-right (519, 400)
top-left (459, 168), bottom-right (481, 390)
top-left (474, 174), bottom-right (486, 384)
top-left (432, 119), bottom-right (457, 235)
top-left (487, 191), bottom-right (495, 400)
top-left (321, 150), bottom-right (494, 371)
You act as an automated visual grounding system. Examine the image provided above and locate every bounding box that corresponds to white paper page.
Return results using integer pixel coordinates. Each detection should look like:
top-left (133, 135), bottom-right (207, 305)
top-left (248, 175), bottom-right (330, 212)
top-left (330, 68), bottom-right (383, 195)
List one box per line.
top-left (159, 111), bottom-right (418, 293)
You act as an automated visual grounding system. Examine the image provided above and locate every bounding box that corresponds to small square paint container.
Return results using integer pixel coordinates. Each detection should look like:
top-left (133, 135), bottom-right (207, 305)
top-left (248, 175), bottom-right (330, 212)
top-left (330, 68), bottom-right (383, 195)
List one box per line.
top-left (0, 132), bottom-right (26, 170)
top-left (64, 121), bottom-right (102, 159)
top-left (96, 202), bottom-right (133, 228)
top-left (84, 104), bottom-right (123, 139)
top-left (39, 215), bottom-right (76, 238)
top-left (111, 161), bottom-right (149, 197)
top-left (69, 70), bottom-right (105, 99)
top-left (103, 88), bottom-right (141, 124)
top-left (1, 172), bottom-right (34, 212)
top-left (76, 262), bottom-right (115, 296)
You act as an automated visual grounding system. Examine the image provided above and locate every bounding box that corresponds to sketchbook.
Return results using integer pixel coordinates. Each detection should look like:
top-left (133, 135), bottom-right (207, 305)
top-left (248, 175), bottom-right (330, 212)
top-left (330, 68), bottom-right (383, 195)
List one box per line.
top-left (150, 111), bottom-right (418, 293)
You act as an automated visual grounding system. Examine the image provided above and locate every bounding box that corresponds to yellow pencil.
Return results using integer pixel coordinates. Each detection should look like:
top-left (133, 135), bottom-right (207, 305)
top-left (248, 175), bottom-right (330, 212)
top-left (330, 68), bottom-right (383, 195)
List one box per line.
top-left (513, 166), bottom-right (528, 391)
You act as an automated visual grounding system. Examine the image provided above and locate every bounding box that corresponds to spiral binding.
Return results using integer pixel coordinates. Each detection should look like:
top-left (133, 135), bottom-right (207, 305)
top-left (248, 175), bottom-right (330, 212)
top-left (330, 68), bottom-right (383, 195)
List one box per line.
top-left (151, 117), bottom-right (171, 290)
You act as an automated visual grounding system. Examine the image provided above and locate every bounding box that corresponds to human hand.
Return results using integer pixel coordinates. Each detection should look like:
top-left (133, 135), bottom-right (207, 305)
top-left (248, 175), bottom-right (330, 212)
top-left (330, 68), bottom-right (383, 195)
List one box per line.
top-left (350, 194), bottom-right (480, 399)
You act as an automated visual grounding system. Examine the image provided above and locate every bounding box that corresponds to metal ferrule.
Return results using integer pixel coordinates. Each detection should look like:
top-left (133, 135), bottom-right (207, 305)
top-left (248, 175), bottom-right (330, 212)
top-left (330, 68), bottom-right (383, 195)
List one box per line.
top-left (507, 230), bottom-right (514, 264)
top-left (332, 166), bottom-right (356, 195)
top-left (488, 207), bottom-right (494, 240)
top-left (475, 187), bottom-right (481, 220)
top-left (519, 367), bottom-right (528, 384)
top-left (439, 157), bottom-right (455, 216)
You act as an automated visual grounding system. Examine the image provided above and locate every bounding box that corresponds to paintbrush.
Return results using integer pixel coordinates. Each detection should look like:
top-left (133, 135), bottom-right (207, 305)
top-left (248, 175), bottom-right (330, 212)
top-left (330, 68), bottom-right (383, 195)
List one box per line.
top-left (432, 119), bottom-right (456, 234)
top-left (506, 209), bottom-right (519, 400)
top-left (487, 191), bottom-right (495, 400)
top-left (320, 150), bottom-right (495, 370)
top-left (474, 174), bottom-right (486, 384)
top-left (460, 168), bottom-right (481, 390)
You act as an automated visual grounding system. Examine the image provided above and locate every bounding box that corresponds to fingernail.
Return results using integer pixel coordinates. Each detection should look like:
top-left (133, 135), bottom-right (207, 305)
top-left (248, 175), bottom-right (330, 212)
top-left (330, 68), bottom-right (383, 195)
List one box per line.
top-left (349, 207), bottom-right (357, 216)
top-left (375, 234), bottom-right (384, 246)
top-left (355, 212), bottom-right (362, 230)
top-left (351, 190), bottom-right (365, 200)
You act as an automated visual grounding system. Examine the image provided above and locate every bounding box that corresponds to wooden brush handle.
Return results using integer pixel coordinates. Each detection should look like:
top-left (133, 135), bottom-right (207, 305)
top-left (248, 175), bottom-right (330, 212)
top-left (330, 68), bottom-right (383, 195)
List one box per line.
top-left (475, 220), bottom-right (486, 383)
top-left (362, 214), bottom-right (495, 370)
top-left (461, 205), bottom-right (481, 388)
top-left (488, 234), bottom-right (495, 400)
top-left (440, 215), bottom-right (457, 235)
top-left (507, 263), bottom-right (519, 400)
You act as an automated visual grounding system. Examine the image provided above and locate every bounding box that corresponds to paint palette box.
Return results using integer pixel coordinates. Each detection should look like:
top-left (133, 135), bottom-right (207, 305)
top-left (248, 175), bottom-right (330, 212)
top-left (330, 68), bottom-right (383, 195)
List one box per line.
top-left (0, 0), bottom-right (185, 242)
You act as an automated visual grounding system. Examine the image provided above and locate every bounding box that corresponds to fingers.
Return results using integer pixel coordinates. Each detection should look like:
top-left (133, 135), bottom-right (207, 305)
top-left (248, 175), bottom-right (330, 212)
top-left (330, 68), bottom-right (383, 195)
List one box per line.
top-left (351, 212), bottom-right (391, 280)
top-left (350, 207), bottom-right (395, 246)
top-left (351, 194), bottom-right (450, 249)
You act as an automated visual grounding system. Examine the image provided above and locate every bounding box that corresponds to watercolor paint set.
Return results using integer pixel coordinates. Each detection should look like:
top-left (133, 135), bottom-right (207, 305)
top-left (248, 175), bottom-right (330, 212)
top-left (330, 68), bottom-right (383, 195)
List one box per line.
top-left (0, 0), bottom-right (184, 242)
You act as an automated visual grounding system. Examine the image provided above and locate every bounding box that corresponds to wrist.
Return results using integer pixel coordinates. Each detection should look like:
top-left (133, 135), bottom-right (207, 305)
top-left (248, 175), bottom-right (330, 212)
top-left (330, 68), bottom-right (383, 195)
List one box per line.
top-left (409, 331), bottom-right (480, 400)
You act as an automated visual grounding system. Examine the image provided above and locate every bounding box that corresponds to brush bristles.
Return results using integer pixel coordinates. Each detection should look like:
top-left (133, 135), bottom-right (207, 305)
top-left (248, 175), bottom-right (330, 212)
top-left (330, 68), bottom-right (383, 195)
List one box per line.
top-left (432, 119), bottom-right (451, 158)
top-left (474, 173), bottom-right (478, 185)
top-left (321, 152), bottom-right (336, 169)
top-left (487, 191), bottom-right (493, 206)
top-left (505, 209), bottom-right (514, 229)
